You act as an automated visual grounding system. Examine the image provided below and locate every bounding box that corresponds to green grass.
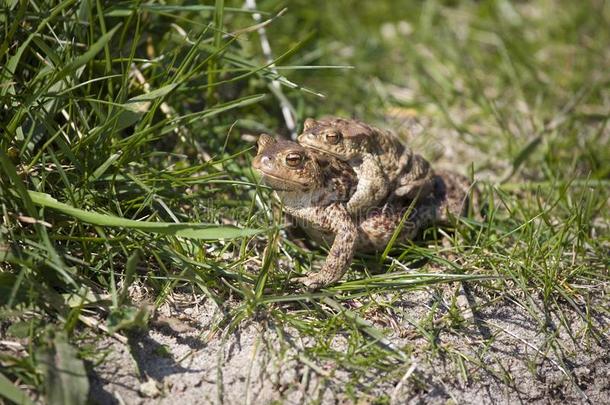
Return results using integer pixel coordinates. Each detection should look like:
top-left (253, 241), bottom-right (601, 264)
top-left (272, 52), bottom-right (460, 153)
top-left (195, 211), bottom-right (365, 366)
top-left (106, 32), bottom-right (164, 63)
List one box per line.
top-left (1, 0), bottom-right (609, 403)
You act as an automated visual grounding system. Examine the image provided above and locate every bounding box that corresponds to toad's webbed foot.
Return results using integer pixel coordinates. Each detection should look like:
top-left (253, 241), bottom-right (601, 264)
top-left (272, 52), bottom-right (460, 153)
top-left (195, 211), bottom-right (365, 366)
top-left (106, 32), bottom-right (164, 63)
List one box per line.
top-left (393, 178), bottom-right (435, 200)
top-left (295, 273), bottom-right (338, 290)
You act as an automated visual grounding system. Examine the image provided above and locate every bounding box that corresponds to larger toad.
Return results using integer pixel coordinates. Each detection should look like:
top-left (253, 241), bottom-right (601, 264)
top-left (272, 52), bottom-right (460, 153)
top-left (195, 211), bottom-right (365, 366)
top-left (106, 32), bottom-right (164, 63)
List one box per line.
top-left (252, 134), bottom-right (471, 289)
top-left (297, 117), bottom-right (436, 215)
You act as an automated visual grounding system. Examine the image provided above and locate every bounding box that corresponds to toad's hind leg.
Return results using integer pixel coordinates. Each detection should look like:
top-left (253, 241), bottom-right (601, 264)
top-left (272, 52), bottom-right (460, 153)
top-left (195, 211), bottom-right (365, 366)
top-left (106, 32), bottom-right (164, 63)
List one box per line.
top-left (393, 154), bottom-right (436, 200)
top-left (432, 170), bottom-right (476, 225)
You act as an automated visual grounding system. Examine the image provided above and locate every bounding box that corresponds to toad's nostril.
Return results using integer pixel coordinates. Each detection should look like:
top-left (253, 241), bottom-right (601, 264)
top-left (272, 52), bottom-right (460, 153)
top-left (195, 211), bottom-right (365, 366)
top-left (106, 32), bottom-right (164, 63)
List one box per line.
top-left (261, 156), bottom-right (271, 167)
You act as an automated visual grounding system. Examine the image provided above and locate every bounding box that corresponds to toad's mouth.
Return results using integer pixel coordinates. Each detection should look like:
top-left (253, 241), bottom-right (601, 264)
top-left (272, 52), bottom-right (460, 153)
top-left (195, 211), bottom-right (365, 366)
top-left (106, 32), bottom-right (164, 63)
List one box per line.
top-left (257, 171), bottom-right (311, 192)
top-left (300, 144), bottom-right (343, 160)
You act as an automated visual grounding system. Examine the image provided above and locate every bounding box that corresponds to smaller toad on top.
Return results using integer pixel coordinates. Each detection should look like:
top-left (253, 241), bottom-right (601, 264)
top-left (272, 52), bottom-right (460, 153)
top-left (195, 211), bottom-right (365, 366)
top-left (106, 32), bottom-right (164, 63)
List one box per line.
top-left (297, 117), bottom-right (436, 215)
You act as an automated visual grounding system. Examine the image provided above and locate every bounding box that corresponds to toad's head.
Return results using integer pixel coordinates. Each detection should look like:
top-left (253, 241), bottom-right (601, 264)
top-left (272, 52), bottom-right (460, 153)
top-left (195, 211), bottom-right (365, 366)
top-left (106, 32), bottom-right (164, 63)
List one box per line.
top-left (297, 117), bottom-right (373, 161)
top-left (252, 134), bottom-right (324, 192)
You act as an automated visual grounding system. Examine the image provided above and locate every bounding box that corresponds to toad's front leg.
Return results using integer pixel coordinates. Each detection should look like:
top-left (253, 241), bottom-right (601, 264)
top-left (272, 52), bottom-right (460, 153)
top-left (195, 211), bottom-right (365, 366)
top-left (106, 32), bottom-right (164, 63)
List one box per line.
top-left (289, 204), bottom-right (358, 290)
top-left (346, 156), bottom-right (389, 215)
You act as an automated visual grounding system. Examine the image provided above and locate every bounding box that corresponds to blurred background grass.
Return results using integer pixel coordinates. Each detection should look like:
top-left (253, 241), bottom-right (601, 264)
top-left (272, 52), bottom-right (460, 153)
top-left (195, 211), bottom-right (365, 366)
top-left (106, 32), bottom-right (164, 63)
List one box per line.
top-left (1, 0), bottom-right (608, 402)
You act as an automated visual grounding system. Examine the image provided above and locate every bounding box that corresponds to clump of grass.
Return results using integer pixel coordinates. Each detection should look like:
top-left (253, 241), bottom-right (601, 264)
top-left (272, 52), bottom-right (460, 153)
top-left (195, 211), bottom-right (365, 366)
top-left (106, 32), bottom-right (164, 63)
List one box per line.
top-left (1, 0), bottom-right (609, 402)
top-left (0, 0), bottom-right (307, 400)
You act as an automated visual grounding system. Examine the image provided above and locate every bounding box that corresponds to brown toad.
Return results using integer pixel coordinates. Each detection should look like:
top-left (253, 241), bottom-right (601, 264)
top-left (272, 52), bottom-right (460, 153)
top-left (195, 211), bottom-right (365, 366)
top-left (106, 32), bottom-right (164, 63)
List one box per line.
top-left (252, 134), bottom-right (472, 289)
top-left (297, 117), bottom-right (436, 214)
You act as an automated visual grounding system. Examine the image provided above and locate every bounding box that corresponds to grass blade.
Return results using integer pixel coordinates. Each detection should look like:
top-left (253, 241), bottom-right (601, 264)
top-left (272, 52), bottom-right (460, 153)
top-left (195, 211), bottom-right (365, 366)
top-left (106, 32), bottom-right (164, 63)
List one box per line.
top-left (53, 24), bottom-right (122, 85)
top-left (0, 373), bottom-right (35, 405)
top-left (38, 332), bottom-right (89, 405)
top-left (28, 191), bottom-right (262, 240)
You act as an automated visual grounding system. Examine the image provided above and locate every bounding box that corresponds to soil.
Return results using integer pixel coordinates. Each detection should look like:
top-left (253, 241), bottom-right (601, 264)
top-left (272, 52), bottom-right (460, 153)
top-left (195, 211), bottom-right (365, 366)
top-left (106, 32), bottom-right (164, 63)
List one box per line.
top-left (88, 285), bottom-right (610, 404)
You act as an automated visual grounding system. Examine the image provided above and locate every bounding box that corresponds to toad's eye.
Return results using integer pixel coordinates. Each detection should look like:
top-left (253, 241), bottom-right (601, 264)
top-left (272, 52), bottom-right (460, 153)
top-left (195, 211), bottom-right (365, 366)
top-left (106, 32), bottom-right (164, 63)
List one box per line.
top-left (285, 152), bottom-right (304, 167)
top-left (325, 131), bottom-right (341, 145)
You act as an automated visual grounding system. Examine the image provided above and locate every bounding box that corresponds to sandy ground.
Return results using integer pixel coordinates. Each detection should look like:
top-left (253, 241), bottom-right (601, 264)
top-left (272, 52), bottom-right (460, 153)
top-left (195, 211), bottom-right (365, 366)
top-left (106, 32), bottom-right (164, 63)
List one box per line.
top-left (88, 283), bottom-right (610, 405)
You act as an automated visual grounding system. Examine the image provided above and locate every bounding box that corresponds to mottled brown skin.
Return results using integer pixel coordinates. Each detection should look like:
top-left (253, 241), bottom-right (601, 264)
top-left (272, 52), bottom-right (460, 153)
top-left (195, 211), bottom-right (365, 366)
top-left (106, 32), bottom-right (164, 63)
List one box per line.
top-left (297, 117), bottom-right (436, 214)
top-left (252, 135), bottom-right (472, 289)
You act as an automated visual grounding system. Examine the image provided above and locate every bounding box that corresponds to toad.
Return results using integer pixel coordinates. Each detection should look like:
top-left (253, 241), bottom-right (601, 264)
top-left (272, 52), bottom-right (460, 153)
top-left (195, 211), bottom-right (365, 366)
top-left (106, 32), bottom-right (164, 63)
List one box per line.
top-left (252, 134), bottom-right (471, 289)
top-left (297, 117), bottom-right (436, 215)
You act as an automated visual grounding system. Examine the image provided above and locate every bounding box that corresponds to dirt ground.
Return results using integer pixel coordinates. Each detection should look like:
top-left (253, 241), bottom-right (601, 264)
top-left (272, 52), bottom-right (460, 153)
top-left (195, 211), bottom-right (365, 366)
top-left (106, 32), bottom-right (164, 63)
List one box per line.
top-left (88, 284), bottom-right (610, 405)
